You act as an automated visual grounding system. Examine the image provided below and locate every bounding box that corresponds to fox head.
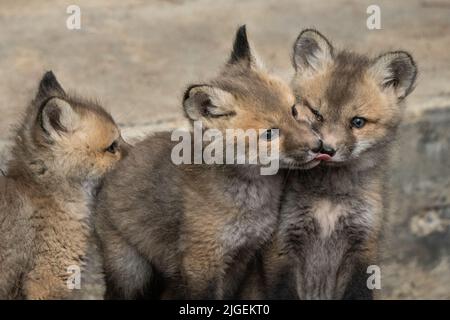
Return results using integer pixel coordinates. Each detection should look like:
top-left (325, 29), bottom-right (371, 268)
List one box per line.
top-left (291, 29), bottom-right (417, 169)
top-left (12, 71), bottom-right (128, 184)
top-left (182, 26), bottom-right (322, 169)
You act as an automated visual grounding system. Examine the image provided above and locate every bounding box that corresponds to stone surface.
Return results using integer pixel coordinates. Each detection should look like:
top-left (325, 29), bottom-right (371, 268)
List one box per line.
top-left (381, 108), bottom-right (450, 299)
top-left (0, 0), bottom-right (449, 299)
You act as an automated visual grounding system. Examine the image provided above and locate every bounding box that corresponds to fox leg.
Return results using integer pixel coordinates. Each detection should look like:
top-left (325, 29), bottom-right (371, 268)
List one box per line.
top-left (182, 245), bottom-right (223, 299)
top-left (97, 222), bottom-right (156, 300)
top-left (342, 260), bottom-right (375, 300)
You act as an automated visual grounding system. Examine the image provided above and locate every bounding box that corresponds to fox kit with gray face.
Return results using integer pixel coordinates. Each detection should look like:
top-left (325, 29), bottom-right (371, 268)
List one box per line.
top-left (95, 26), bottom-right (322, 299)
top-left (263, 30), bottom-right (417, 299)
top-left (0, 72), bottom-right (127, 299)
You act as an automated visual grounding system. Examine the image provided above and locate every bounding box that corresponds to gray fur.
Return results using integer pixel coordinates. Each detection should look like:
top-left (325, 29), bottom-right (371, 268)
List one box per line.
top-left (95, 26), bottom-right (321, 299)
top-left (262, 30), bottom-right (418, 300)
top-left (95, 132), bottom-right (283, 299)
top-left (274, 166), bottom-right (383, 299)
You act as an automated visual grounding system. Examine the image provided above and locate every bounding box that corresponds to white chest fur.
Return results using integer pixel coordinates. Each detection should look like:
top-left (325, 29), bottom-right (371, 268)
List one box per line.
top-left (313, 199), bottom-right (348, 239)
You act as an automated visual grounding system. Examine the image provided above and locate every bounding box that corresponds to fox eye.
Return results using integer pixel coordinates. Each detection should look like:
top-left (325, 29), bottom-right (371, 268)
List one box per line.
top-left (291, 105), bottom-right (298, 119)
top-left (261, 128), bottom-right (279, 141)
top-left (302, 98), bottom-right (323, 122)
top-left (311, 109), bottom-right (323, 122)
top-left (105, 141), bottom-right (118, 154)
top-left (351, 117), bottom-right (366, 129)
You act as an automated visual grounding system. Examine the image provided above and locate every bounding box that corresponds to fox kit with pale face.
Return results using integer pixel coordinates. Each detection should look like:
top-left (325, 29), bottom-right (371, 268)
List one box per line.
top-left (0, 72), bottom-right (127, 299)
top-left (263, 30), bottom-right (417, 299)
top-left (95, 26), bottom-right (322, 299)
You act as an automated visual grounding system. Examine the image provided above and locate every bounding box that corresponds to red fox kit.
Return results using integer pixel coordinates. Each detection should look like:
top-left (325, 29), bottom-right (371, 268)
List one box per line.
top-left (263, 29), bottom-right (417, 299)
top-left (0, 72), bottom-right (127, 299)
top-left (95, 26), bottom-right (322, 299)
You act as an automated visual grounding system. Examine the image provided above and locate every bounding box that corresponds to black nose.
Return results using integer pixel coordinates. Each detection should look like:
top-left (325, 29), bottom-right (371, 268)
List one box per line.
top-left (311, 140), bottom-right (323, 153)
top-left (321, 144), bottom-right (336, 157)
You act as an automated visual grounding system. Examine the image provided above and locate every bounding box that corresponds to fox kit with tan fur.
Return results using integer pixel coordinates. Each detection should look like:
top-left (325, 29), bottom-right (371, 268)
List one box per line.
top-left (262, 30), bottom-right (417, 299)
top-left (95, 26), bottom-right (322, 299)
top-left (0, 72), bottom-right (127, 299)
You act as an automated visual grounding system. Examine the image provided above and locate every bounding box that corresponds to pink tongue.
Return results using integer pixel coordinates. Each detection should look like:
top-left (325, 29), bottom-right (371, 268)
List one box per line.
top-left (315, 154), bottom-right (332, 161)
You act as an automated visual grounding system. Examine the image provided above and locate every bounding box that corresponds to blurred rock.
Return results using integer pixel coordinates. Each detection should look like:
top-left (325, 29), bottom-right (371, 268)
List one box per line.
top-left (381, 107), bottom-right (450, 299)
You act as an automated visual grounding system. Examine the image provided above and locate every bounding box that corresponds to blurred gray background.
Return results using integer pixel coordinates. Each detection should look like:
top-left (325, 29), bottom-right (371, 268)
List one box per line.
top-left (0, 0), bottom-right (449, 299)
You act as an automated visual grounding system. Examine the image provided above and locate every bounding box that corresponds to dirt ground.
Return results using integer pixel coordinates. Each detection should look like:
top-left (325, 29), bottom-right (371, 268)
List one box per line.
top-left (0, 0), bottom-right (449, 299)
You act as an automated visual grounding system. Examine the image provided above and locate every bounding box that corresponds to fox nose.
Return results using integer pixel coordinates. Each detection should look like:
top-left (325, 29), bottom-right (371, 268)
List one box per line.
top-left (311, 140), bottom-right (323, 153)
top-left (321, 144), bottom-right (336, 157)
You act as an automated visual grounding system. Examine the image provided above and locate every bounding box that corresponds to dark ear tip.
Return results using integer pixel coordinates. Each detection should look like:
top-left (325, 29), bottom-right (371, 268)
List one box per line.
top-left (183, 85), bottom-right (196, 102)
top-left (378, 51), bottom-right (416, 65)
top-left (43, 70), bottom-right (56, 79)
top-left (40, 70), bottom-right (56, 85)
top-left (377, 50), bottom-right (418, 79)
top-left (295, 28), bottom-right (328, 43)
top-left (234, 24), bottom-right (249, 47)
top-left (40, 70), bottom-right (57, 85)
top-left (237, 25), bottom-right (247, 37)
top-left (395, 51), bottom-right (418, 93)
top-left (374, 50), bottom-right (418, 99)
top-left (298, 28), bottom-right (321, 38)
top-left (292, 28), bottom-right (333, 70)
top-left (37, 70), bottom-right (65, 98)
top-left (293, 28), bottom-right (333, 56)
top-left (229, 24), bottom-right (251, 64)
top-left (183, 84), bottom-right (209, 103)
top-left (394, 50), bottom-right (417, 68)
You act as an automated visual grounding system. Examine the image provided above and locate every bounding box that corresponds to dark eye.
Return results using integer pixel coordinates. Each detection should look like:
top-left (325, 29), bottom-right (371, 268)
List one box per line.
top-left (105, 141), bottom-right (118, 154)
top-left (311, 109), bottom-right (324, 122)
top-left (300, 98), bottom-right (323, 123)
top-left (291, 105), bottom-right (298, 118)
top-left (351, 117), bottom-right (366, 129)
top-left (261, 128), bottom-right (279, 141)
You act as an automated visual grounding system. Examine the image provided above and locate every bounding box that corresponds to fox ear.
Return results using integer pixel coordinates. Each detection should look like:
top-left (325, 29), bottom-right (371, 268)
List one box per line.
top-left (40, 98), bottom-right (79, 138)
top-left (182, 85), bottom-right (236, 122)
top-left (292, 29), bottom-right (333, 75)
top-left (228, 25), bottom-right (263, 69)
top-left (369, 51), bottom-right (417, 100)
top-left (36, 71), bottom-right (65, 99)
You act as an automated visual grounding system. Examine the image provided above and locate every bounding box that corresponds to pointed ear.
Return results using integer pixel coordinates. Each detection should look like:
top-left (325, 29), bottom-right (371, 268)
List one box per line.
top-left (228, 25), bottom-right (262, 69)
top-left (292, 29), bottom-right (334, 75)
top-left (182, 85), bottom-right (236, 122)
top-left (40, 98), bottom-right (80, 138)
top-left (37, 71), bottom-right (65, 99)
top-left (369, 51), bottom-right (417, 100)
